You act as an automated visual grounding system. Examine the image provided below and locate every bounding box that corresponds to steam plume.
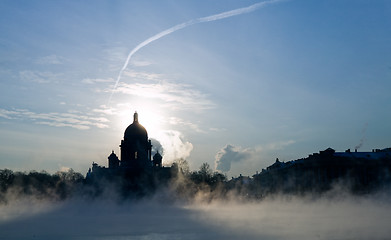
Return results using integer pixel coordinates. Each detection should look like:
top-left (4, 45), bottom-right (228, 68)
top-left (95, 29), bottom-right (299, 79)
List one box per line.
top-left (355, 122), bottom-right (368, 150)
top-left (108, 0), bottom-right (281, 103)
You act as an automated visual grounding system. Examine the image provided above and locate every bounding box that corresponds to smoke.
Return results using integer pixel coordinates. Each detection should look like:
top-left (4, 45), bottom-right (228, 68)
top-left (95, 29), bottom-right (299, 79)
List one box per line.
top-left (150, 138), bottom-right (164, 156)
top-left (215, 144), bottom-right (253, 172)
top-left (355, 122), bottom-right (368, 150)
top-left (159, 130), bottom-right (193, 163)
top-left (108, 0), bottom-right (281, 103)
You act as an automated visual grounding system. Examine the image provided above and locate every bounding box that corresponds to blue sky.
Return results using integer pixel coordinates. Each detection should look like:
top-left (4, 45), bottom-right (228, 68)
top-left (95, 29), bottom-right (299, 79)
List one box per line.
top-left (0, 0), bottom-right (390, 176)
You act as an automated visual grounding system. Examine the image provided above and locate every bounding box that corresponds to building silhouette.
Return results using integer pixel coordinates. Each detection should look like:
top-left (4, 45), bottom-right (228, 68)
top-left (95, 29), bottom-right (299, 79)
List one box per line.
top-left (252, 147), bottom-right (391, 194)
top-left (86, 112), bottom-right (171, 182)
top-left (85, 112), bottom-right (391, 196)
top-left (120, 111), bottom-right (152, 170)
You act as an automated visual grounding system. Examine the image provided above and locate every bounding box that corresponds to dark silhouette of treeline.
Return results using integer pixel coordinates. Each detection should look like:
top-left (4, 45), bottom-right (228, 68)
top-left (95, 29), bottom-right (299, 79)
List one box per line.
top-left (1, 154), bottom-right (391, 204)
top-left (0, 169), bottom-right (84, 204)
top-left (0, 162), bottom-right (229, 203)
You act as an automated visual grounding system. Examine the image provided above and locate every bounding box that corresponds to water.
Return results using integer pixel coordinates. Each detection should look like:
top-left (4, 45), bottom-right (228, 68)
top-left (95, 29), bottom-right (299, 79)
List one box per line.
top-left (1, 195), bottom-right (390, 240)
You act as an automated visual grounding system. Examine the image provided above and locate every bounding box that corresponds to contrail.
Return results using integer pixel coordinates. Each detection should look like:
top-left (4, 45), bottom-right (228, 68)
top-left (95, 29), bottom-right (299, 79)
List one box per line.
top-left (108, 0), bottom-right (281, 104)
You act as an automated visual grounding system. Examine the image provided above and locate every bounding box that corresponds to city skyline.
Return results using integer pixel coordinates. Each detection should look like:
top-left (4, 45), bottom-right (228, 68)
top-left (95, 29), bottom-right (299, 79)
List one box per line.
top-left (0, 0), bottom-right (390, 176)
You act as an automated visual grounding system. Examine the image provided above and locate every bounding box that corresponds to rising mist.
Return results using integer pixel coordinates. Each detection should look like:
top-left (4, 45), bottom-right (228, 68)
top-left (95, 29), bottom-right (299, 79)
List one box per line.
top-left (1, 167), bottom-right (391, 239)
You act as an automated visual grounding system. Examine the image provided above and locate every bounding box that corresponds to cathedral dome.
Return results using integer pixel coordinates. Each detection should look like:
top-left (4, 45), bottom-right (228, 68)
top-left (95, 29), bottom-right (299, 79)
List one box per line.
top-left (124, 112), bottom-right (148, 142)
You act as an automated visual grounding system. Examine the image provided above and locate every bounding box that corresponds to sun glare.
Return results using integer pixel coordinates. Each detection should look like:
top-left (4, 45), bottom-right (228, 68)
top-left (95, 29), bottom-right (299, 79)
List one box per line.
top-left (114, 101), bottom-right (192, 163)
top-left (117, 102), bottom-right (167, 141)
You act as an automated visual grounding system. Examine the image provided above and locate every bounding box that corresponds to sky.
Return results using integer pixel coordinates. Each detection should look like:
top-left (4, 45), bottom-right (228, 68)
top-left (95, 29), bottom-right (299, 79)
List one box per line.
top-left (0, 0), bottom-right (390, 177)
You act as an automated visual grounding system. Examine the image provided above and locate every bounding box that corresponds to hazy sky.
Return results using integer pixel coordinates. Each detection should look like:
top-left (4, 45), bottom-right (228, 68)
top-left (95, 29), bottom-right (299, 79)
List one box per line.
top-left (0, 0), bottom-right (390, 176)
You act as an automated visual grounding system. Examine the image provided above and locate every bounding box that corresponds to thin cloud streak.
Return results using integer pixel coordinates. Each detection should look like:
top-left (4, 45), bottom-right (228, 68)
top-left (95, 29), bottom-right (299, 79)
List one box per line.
top-left (169, 117), bottom-right (204, 133)
top-left (123, 70), bottom-right (163, 81)
top-left (35, 55), bottom-right (65, 65)
top-left (19, 71), bottom-right (62, 84)
top-left (115, 82), bottom-right (215, 110)
top-left (0, 108), bottom-right (110, 130)
top-left (82, 78), bottom-right (114, 84)
top-left (108, 0), bottom-right (281, 104)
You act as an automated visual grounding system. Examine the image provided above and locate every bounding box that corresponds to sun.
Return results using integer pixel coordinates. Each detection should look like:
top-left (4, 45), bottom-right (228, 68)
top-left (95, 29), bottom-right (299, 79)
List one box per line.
top-left (114, 99), bottom-right (190, 163)
top-left (116, 101), bottom-right (167, 140)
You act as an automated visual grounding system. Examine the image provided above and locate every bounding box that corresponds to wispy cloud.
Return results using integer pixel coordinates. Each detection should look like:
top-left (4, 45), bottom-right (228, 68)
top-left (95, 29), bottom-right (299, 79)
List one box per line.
top-left (115, 81), bottom-right (215, 110)
top-left (92, 105), bottom-right (119, 116)
top-left (130, 60), bottom-right (153, 67)
top-left (109, 0), bottom-right (281, 103)
top-left (35, 55), bottom-right (65, 65)
top-left (169, 116), bottom-right (203, 133)
top-left (0, 108), bottom-right (109, 130)
top-left (0, 109), bottom-right (15, 120)
top-left (209, 127), bottom-right (227, 132)
top-left (123, 70), bottom-right (163, 81)
top-left (102, 47), bottom-right (128, 64)
top-left (82, 78), bottom-right (114, 84)
top-left (19, 71), bottom-right (61, 84)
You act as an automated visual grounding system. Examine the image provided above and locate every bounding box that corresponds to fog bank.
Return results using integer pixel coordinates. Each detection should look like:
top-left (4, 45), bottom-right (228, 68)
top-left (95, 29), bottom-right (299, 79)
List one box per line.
top-left (1, 193), bottom-right (391, 240)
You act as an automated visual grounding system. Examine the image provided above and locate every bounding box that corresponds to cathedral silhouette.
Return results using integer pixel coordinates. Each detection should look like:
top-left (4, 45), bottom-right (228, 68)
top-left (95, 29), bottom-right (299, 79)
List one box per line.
top-left (86, 112), bottom-right (167, 180)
